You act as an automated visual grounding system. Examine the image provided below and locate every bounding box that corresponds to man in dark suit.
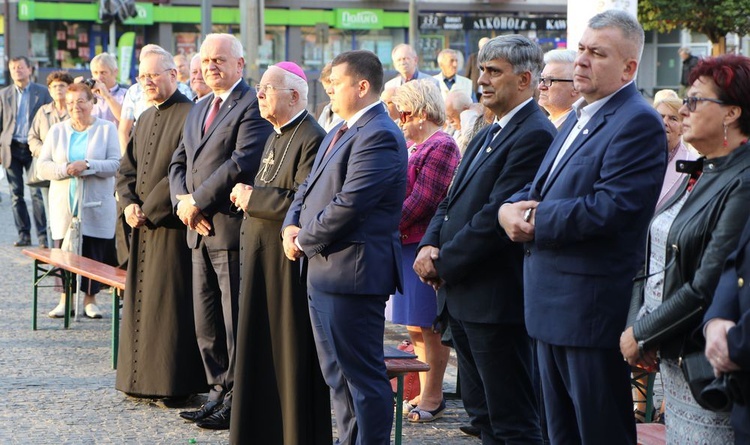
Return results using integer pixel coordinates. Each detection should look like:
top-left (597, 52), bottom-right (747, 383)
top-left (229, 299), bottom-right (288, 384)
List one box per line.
top-left (499, 10), bottom-right (667, 444)
top-left (704, 218), bottom-right (750, 444)
top-left (414, 35), bottom-right (555, 443)
top-left (0, 56), bottom-right (52, 247)
top-left (168, 33), bottom-right (273, 430)
top-left (282, 50), bottom-right (407, 445)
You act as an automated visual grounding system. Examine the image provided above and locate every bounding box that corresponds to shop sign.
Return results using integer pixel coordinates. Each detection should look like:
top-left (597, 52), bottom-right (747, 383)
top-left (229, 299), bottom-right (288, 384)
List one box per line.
top-left (121, 3), bottom-right (153, 25)
top-left (419, 13), bottom-right (567, 32)
top-left (334, 9), bottom-right (384, 30)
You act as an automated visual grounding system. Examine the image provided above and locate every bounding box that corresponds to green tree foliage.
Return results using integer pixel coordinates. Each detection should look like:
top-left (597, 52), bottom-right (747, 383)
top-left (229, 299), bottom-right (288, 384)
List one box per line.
top-left (639, 0), bottom-right (750, 53)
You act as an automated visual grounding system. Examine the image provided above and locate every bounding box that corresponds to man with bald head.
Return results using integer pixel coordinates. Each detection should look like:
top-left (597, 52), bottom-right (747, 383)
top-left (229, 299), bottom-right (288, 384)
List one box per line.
top-left (444, 90), bottom-right (473, 154)
top-left (499, 10), bottom-right (666, 443)
top-left (169, 33), bottom-right (273, 430)
top-left (380, 86), bottom-right (400, 122)
top-left (384, 43), bottom-right (439, 90)
top-left (537, 49), bottom-right (579, 128)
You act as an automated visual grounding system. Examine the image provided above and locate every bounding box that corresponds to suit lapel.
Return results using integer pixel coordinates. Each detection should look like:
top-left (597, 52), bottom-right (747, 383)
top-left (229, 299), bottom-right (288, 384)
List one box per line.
top-left (304, 105), bottom-right (382, 194)
top-left (540, 84), bottom-right (637, 196)
top-left (449, 101), bottom-right (533, 200)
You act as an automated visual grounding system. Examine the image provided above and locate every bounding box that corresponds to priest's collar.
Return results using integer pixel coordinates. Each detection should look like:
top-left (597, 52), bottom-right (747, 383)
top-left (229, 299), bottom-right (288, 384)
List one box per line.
top-left (154, 88), bottom-right (183, 110)
top-left (274, 109), bottom-right (307, 134)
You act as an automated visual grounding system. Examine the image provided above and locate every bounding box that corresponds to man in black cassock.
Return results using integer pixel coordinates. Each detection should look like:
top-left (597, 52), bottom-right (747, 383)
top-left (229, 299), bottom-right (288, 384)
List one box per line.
top-left (228, 62), bottom-right (331, 445)
top-left (115, 46), bottom-right (206, 399)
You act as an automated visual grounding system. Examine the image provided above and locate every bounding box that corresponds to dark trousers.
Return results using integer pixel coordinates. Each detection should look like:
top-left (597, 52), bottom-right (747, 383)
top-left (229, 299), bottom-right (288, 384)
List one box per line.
top-left (308, 288), bottom-right (392, 445)
top-left (536, 341), bottom-right (636, 445)
top-left (7, 141), bottom-right (46, 242)
top-left (450, 315), bottom-right (542, 445)
top-left (192, 242), bottom-right (239, 405)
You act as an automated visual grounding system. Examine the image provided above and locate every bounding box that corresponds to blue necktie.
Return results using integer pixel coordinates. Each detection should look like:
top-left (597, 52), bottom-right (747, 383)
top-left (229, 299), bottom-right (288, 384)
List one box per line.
top-left (467, 123), bottom-right (500, 173)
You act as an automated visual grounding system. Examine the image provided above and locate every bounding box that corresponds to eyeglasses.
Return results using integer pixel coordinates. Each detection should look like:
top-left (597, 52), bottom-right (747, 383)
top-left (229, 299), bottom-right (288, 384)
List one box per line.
top-left (255, 84), bottom-right (295, 94)
top-left (682, 96), bottom-right (727, 112)
top-left (137, 69), bottom-right (171, 83)
top-left (398, 110), bottom-right (413, 124)
top-left (65, 99), bottom-right (91, 107)
top-left (538, 77), bottom-right (574, 87)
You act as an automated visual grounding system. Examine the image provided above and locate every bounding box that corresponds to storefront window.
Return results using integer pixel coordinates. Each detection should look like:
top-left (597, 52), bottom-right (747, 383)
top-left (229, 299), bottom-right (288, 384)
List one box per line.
top-left (357, 29), bottom-right (404, 70)
top-left (259, 26), bottom-right (286, 70)
top-left (301, 27), bottom-right (354, 71)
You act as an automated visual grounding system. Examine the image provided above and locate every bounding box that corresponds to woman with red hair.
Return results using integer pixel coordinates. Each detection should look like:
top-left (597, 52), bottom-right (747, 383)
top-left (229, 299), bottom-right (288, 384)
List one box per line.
top-left (621, 54), bottom-right (750, 443)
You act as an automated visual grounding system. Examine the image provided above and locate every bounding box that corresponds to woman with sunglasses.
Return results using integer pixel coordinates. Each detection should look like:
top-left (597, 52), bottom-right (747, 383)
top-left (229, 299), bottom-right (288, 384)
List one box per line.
top-left (390, 79), bottom-right (460, 422)
top-left (621, 54), bottom-right (750, 443)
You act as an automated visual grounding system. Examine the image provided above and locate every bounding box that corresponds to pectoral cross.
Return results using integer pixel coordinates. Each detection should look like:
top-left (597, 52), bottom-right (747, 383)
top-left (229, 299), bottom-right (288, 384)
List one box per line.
top-left (258, 151), bottom-right (275, 182)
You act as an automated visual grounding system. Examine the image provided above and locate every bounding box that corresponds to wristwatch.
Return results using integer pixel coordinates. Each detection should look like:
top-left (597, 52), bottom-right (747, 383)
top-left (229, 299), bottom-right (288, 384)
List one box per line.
top-left (84, 160), bottom-right (91, 169)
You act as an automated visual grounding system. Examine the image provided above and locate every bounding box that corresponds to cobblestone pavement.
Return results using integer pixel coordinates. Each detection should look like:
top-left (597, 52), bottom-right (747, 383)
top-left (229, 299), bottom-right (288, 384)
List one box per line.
top-left (0, 179), bottom-right (478, 445)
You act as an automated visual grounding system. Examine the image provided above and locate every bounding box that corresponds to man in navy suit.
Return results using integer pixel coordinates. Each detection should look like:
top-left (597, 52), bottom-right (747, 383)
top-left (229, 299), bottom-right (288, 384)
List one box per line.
top-left (414, 35), bottom-right (555, 443)
top-left (0, 56), bottom-right (52, 247)
top-left (282, 50), bottom-right (407, 445)
top-left (704, 219), bottom-right (750, 444)
top-left (169, 33), bottom-right (273, 430)
top-left (499, 10), bottom-right (667, 444)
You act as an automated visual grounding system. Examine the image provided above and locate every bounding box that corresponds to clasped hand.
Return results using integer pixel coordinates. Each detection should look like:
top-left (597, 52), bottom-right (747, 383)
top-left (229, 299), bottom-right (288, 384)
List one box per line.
top-left (413, 246), bottom-right (444, 290)
top-left (498, 201), bottom-right (538, 242)
top-left (175, 194), bottom-right (211, 236)
top-left (282, 225), bottom-right (304, 261)
top-left (229, 183), bottom-right (253, 212)
top-left (124, 203), bottom-right (147, 229)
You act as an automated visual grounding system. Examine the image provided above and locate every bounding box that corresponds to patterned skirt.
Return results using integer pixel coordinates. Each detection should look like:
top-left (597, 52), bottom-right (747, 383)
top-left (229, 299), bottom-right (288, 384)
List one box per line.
top-left (662, 358), bottom-right (734, 444)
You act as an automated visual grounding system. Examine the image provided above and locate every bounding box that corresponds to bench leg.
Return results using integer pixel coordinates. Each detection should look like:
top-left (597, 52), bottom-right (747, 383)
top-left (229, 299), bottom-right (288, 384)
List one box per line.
top-left (63, 271), bottom-right (73, 329)
top-left (394, 375), bottom-right (404, 445)
top-left (32, 260), bottom-right (39, 330)
top-left (112, 288), bottom-right (120, 370)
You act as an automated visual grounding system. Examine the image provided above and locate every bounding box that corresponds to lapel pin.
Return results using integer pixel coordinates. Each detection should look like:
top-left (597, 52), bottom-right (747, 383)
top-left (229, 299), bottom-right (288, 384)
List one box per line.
top-left (583, 129), bottom-right (589, 135)
top-left (486, 147), bottom-right (492, 153)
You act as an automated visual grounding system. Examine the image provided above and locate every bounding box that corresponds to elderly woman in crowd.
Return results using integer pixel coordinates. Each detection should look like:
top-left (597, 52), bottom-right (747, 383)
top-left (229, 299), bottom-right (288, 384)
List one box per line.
top-left (28, 70), bottom-right (74, 243)
top-left (390, 79), bottom-right (460, 422)
top-left (621, 54), bottom-right (750, 443)
top-left (38, 83), bottom-right (120, 319)
top-left (653, 89), bottom-right (698, 211)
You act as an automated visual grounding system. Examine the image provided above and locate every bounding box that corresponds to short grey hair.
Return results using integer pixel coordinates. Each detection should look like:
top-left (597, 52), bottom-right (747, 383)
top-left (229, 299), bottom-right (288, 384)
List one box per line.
top-left (478, 35), bottom-right (544, 86)
top-left (140, 45), bottom-right (176, 71)
top-left (270, 66), bottom-right (309, 105)
top-left (202, 33), bottom-right (244, 59)
top-left (392, 43), bottom-right (417, 59)
top-left (437, 49), bottom-right (458, 64)
top-left (392, 78), bottom-right (445, 127)
top-left (91, 53), bottom-right (118, 71)
top-left (544, 49), bottom-right (576, 65)
top-left (445, 90), bottom-right (473, 111)
top-left (588, 10), bottom-right (644, 61)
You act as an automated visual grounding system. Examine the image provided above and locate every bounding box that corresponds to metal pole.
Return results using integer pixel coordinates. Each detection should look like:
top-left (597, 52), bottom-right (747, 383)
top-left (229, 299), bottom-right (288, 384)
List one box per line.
top-left (240, 0), bottom-right (263, 85)
top-left (408, 0), bottom-right (419, 49)
top-left (109, 22), bottom-right (116, 54)
top-left (201, 0), bottom-right (211, 41)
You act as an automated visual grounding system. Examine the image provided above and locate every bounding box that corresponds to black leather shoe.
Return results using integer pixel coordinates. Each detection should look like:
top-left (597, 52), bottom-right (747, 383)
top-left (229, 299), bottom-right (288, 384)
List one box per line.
top-left (459, 425), bottom-right (481, 438)
top-left (13, 237), bottom-right (31, 247)
top-left (196, 404), bottom-right (231, 430)
top-left (179, 400), bottom-right (221, 422)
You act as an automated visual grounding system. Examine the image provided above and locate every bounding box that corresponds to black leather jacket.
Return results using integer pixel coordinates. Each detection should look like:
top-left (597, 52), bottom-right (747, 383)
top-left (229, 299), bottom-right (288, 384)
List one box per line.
top-left (626, 144), bottom-right (750, 359)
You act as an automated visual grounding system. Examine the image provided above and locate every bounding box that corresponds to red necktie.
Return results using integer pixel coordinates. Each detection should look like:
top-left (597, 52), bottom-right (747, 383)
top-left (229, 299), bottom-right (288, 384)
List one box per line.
top-left (203, 97), bottom-right (223, 134)
top-left (324, 124), bottom-right (348, 157)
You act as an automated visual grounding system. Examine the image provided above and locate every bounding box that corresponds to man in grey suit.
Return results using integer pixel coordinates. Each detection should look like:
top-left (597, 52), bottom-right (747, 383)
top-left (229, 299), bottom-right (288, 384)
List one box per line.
top-left (168, 33), bottom-right (273, 430)
top-left (0, 56), bottom-right (51, 247)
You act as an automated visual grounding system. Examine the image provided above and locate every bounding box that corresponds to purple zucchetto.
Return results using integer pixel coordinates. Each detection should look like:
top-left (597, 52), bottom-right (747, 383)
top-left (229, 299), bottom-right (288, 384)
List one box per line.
top-left (274, 62), bottom-right (307, 81)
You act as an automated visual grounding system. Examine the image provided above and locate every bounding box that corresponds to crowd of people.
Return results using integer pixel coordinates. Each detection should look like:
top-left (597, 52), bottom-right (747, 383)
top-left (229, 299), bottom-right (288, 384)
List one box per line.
top-left (2, 7), bottom-right (750, 445)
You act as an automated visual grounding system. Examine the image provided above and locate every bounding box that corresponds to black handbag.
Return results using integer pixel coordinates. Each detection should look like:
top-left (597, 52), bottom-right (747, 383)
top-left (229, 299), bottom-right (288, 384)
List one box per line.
top-left (680, 351), bottom-right (726, 411)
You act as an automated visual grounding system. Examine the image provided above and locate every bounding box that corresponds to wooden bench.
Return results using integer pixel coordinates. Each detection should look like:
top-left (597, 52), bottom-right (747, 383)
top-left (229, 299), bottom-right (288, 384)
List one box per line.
top-left (385, 347), bottom-right (430, 445)
top-left (22, 247), bottom-right (126, 370)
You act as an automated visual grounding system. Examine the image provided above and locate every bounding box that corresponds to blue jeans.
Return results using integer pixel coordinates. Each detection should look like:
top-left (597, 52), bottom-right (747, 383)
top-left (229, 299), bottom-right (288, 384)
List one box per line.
top-left (6, 141), bottom-right (46, 243)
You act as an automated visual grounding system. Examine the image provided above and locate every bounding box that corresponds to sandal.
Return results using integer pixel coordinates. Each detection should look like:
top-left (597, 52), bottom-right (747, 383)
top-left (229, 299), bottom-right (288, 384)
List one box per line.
top-left (402, 400), bottom-right (418, 415)
top-left (407, 399), bottom-right (446, 423)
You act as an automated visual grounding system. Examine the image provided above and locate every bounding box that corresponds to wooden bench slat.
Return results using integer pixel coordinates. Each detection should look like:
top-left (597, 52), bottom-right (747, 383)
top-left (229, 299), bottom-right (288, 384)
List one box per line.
top-left (22, 248), bottom-right (126, 290)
